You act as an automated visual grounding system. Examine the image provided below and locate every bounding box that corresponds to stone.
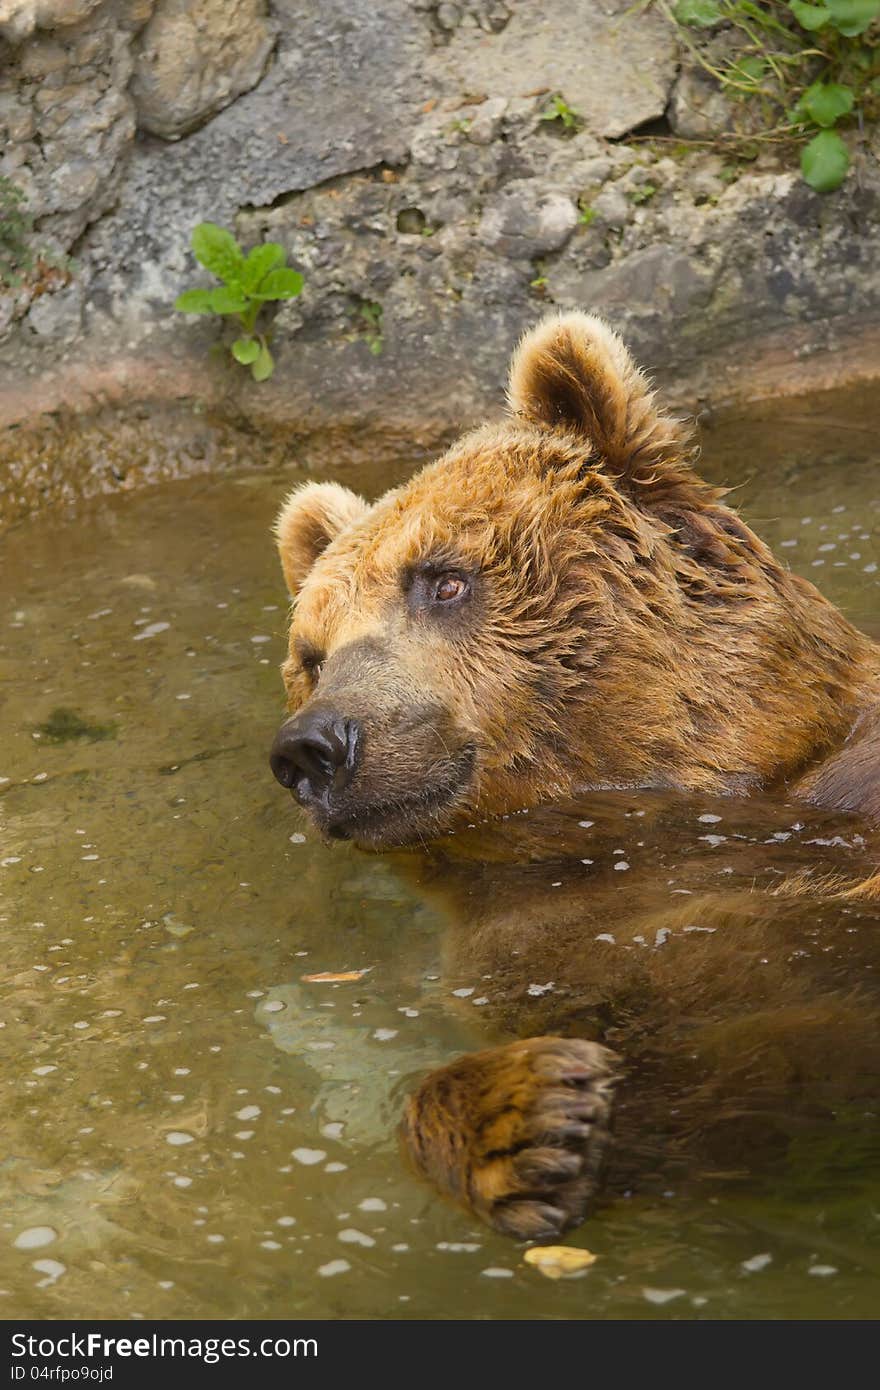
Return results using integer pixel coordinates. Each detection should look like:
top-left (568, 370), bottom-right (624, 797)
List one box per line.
top-left (479, 181), bottom-right (578, 258)
top-left (429, 0), bottom-right (677, 139)
top-left (132, 0), bottom-right (276, 140)
top-left (26, 280), bottom-right (83, 340)
top-left (669, 67), bottom-right (735, 140)
top-left (466, 97), bottom-right (507, 145)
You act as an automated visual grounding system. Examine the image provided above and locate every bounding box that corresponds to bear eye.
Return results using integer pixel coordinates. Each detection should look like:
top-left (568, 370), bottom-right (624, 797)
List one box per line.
top-left (300, 651), bottom-right (324, 681)
top-left (432, 573), bottom-right (469, 604)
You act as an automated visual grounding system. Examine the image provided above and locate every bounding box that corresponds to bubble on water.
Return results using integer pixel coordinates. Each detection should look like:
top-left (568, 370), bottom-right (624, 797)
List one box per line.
top-left (437, 1242), bottom-right (480, 1253)
top-left (277, 1217), bottom-right (297, 1227)
top-left (291, 1148), bottom-right (326, 1166)
top-left (527, 982), bottom-right (554, 996)
top-left (578, 820), bottom-right (594, 828)
top-left (143, 1016), bottom-right (166, 1025)
top-left (14, 1227), bottom-right (57, 1251)
top-left (321, 1122), bottom-right (344, 1140)
top-left (33, 1259), bottom-right (66, 1286)
top-left (392, 1243), bottom-right (409, 1253)
top-left (173, 1177), bottom-right (192, 1188)
top-left (742, 1253), bottom-right (772, 1273)
top-left (324, 1162), bottom-right (347, 1173)
top-left (698, 814), bottom-right (722, 824)
top-left (372, 1029), bottom-right (398, 1041)
top-left (261, 1240), bottom-right (282, 1251)
top-left (235, 1130), bottom-right (255, 1140)
top-left (250, 635), bottom-right (271, 644)
top-left (166, 1132), bottom-right (195, 1146)
top-left (595, 933), bottom-right (615, 945)
top-left (654, 928), bottom-right (671, 948)
top-left (452, 987), bottom-right (474, 998)
top-left (358, 1198), bottom-right (387, 1212)
top-left (32, 1065), bottom-right (57, 1076)
top-left (699, 835), bottom-right (727, 847)
top-left (339, 1229), bottom-right (375, 1247)
top-left (262, 1001), bottom-right (285, 1013)
top-left (481, 1267), bottom-right (514, 1278)
top-left (472, 996), bottom-right (489, 1006)
top-left (289, 833), bottom-right (307, 844)
top-left (2, 857), bottom-right (22, 866)
top-left (398, 1007), bottom-right (420, 1018)
top-left (132, 622), bottom-right (170, 641)
top-left (236, 1105), bottom-right (261, 1121)
top-left (643, 1287), bottom-right (686, 1304)
top-left (808, 1264), bottom-right (838, 1277)
top-left (613, 861), bottom-right (630, 871)
top-left (318, 1260), bottom-right (350, 1277)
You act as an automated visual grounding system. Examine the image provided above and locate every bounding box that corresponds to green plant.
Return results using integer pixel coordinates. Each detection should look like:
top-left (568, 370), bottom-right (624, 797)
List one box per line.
top-left (668, 0), bottom-right (880, 191)
top-left (358, 300), bottom-right (384, 355)
top-left (174, 222), bottom-right (303, 382)
top-left (0, 177), bottom-right (35, 288)
top-left (529, 274), bottom-right (549, 290)
top-left (628, 182), bottom-right (659, 203)
top-left (540, 93), bottom-right (583, 131)
top-left (577, 198), bottom-right (598, 225)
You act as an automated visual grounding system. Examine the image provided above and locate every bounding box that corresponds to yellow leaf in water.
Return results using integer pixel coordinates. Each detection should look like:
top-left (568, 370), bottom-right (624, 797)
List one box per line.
top-left (301, 969), bottom-right (370, 983)
top-left (523, 1246), bottom-right (597, 1280)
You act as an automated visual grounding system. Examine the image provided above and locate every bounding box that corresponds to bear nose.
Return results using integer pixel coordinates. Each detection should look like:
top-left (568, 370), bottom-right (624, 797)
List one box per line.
top-left (269, 710), bottom-right (360, 804)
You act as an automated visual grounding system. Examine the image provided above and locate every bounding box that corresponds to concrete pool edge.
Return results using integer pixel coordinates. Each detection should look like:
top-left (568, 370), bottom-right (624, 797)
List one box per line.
top-left (2, 314), bottom-right (879, 531)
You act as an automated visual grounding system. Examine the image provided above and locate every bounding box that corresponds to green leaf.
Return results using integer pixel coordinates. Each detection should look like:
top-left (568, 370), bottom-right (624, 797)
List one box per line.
top-left (673, 0), bottom-right (724, 24)
top-left (801, 80), bottom-right (855, 127)
top-left (730, 54), bottom-right (767, 84)
top-left (231, 336), bottom-right (260, 364)
top-left (208, 285), bottom-right (249, 314)
top-left (191, 223), bottom-right (245, 283)
top-left (174, 288), bottom-right (216, 315)
top-left (789, 0), bottom-right (831, 27)
top-left (242, 242), bottom-right (286, 293)
top-left (826, 0), bottom-right (880, 33)
top-left (251, 343), bottom-right (274, 381)
top-left (801, 129), bottom-right (850, 192)
top-left (249, 267), bottom-right (303, 301)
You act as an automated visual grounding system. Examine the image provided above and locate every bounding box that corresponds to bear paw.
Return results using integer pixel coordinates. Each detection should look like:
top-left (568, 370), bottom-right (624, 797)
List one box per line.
top-left (400, 1035), bottom-right (620, 1241)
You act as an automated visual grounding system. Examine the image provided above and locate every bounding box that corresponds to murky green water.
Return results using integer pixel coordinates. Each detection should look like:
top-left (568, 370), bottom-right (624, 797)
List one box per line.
top-left (1, 395), bottom-right (879, 1320)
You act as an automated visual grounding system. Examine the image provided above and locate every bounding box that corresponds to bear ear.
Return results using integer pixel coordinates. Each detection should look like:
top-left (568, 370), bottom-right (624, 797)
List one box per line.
top-left (274, 482), bottom-right (370, 595)
top-left (506, 311), bottom-right (693, 490)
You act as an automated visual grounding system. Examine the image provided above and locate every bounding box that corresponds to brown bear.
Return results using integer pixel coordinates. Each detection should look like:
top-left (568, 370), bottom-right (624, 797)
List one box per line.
top-left (269, 312), bottom-right (880, 1239)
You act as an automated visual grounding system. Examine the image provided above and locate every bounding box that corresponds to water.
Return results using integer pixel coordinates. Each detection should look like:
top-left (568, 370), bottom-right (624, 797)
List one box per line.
top-left (1, 393), bottom-right (879, 1320)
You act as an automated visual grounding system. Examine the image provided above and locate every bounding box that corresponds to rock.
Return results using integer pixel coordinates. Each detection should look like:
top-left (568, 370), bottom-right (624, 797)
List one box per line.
top-left (466, 96), bottom-right (507, 145)
top-left (429, 0), bottom-right (677, 139)
top-left (132, 0), bottom-right (276, 140)
top-left (669, 67), bottom-right (735, 140)
top-left (26, 280), bottom-right (83, 340)
top-left (479, 181), bottom-right (578, 258)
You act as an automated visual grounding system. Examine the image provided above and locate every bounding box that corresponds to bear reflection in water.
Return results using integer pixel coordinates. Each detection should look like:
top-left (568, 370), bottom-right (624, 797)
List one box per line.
top-left (269, 313), bottom-right (880, 1240)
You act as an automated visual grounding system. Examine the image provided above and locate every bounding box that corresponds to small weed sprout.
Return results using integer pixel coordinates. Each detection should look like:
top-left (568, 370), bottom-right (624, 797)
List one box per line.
top-left (0, 177), bottom-right (35, 287)
top-left (358, 301), bottom-right (384, 355)
top-left (174, 222), bottom-right (303, 382)
top-left (668, 0), bottom-right (880, 191)
top-left (540, 93), bottom-right (583, 131)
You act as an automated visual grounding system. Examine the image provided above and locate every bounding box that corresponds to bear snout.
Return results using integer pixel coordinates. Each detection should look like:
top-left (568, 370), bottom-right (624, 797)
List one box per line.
top-left (269, 707), bottom-right (361, 810)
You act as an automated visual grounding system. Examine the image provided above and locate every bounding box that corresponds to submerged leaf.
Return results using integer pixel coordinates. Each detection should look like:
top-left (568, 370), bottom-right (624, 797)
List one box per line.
top-left (523, 1246), bottom-right (597, 1280)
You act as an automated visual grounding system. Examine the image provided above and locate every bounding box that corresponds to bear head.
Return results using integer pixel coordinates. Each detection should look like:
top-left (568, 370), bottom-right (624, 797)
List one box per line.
top-left (269, 312), bottom-right (865, 847)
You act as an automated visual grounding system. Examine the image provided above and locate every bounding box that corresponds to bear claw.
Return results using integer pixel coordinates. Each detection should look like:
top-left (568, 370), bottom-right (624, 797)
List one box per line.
top-left (401, 1036), bottom-right (620, 1239)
